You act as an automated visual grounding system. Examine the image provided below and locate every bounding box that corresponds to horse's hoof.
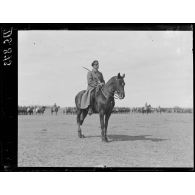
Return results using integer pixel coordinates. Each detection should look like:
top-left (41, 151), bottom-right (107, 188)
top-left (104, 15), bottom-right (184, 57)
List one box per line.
top-left (102, 137), bottom-right (108, 142)
top-left (78, 134), bottom-right (85, 138)
top-left (78, 134), bottom-right (82, 138)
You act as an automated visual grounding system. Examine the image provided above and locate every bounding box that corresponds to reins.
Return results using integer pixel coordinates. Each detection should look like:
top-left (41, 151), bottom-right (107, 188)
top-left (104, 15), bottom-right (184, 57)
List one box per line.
top-left (100, 87), bottom-right (114, 99)
top-left (100, 82), bottom-right (121, 100)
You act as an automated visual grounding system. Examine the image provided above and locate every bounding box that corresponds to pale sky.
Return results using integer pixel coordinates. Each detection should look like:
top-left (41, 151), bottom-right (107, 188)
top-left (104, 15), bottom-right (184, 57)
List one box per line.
top-left (18, 30), bottom-right (193, 108)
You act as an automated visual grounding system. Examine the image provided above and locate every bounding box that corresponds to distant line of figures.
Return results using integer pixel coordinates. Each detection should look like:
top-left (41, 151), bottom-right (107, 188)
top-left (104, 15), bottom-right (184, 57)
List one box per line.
top-left (18, 105), bottom-right (193, 115)
top-left (121, 107), bottom-right (193, 114)
top-left (18, 106), bottom-right (46, 115)
top-left (115, 107), bottom-right (193, 114)
top-left (63, 107), bottom-right (77, 115)
top-left (18, 105), bottom-right (60, 115)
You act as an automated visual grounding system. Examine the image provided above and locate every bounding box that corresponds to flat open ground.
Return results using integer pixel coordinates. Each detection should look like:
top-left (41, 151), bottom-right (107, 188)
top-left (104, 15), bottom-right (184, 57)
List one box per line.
top-left (18, 109), bottom-right (193, 167)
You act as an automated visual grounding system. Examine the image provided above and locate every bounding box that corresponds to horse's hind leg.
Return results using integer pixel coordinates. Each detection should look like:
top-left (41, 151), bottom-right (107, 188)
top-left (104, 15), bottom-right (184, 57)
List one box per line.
top-left (77, 109), bottom-right (86, 138)
top-left (80, 109), bottom-right (88, 126)
top-left (104, 112), bottom-right (112, 142)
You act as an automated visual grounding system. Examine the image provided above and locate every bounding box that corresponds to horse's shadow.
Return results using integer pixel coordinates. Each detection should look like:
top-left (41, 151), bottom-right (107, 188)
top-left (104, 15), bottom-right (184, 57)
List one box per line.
top-left (87, 134), bottom-right (167, 142)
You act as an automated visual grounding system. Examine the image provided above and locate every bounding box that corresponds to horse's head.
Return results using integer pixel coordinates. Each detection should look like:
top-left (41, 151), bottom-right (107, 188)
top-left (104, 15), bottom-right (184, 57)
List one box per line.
top-left (114, 73), bottom-right (125, 99)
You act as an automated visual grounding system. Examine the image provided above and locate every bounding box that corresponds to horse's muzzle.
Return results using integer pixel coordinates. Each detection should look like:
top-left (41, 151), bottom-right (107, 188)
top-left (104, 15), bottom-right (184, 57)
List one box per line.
top-left (117, 92), bottom-right (125, 99)
top-left (119, 94), bottom-right (125, 99)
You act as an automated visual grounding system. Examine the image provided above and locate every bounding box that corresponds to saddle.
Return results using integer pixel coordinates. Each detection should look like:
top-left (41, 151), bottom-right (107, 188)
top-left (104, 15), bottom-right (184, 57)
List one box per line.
top-left (80, 84), bottom-right (103, 111)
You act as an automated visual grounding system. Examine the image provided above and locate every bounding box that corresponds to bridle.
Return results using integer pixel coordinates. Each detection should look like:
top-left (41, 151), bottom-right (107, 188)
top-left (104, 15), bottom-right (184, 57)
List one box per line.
top-left (100, 78), bottom-right (124, 100)
top-left (100, 88), bottom-right (123, 100)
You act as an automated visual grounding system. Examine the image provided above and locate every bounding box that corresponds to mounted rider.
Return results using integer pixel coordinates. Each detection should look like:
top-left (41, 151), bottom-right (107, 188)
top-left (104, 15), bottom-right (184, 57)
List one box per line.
top-left (80, 60), bottom-right (105, 115)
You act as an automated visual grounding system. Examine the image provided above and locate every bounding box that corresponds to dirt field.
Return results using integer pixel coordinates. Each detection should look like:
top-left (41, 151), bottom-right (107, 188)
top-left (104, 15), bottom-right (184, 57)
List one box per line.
top-left (18, 109), bottom-right (193, 167)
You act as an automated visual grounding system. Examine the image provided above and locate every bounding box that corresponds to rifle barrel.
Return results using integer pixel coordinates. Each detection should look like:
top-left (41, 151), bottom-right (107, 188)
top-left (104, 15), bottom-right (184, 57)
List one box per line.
top-left (82, 66), bottom-right (91, 72)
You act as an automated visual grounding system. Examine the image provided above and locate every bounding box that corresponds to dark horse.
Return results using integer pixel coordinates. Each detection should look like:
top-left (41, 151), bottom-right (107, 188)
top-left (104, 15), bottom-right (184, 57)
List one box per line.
top-left (51, 105), bottom-right (60, 115)
top-left (75, 73), bottom-right (125, 142)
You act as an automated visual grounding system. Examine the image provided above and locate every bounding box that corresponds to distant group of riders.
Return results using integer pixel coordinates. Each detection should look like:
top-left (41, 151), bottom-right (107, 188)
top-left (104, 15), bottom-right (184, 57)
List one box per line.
top-left (18, 104), bottom-right (60, 115)
top-left (18, 104), bottom-right (192, 116)
top-left (18, 106), bottom-right (46, 115)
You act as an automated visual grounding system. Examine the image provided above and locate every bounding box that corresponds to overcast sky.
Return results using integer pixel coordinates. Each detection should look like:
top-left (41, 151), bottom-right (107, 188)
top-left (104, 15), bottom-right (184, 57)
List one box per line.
top-left (18, 30), bottom-right (193, 108)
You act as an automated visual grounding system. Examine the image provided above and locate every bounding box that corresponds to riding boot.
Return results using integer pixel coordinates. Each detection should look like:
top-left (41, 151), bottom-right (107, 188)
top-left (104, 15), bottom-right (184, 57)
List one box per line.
top-left (80, 112), bottom-right (84, 121)
top-left (88, 106), bottom-right (93, 115)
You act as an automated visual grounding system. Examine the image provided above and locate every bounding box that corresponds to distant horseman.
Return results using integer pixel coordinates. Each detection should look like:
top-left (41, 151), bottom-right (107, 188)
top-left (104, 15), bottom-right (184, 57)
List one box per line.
top-left (51, 103), bottom-right (60, 115)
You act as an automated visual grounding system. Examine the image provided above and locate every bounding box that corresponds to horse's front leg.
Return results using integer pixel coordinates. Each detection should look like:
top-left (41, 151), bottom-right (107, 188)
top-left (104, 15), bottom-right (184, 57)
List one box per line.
top-left (105, 112), bottom-right (111, 142)
top-left (99, 111), bottom-right (107, 142)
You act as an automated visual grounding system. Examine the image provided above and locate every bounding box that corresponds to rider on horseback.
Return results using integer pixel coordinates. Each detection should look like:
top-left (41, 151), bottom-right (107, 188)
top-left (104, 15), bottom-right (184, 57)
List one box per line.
top-left (80, 60), bottom-right (105, 115)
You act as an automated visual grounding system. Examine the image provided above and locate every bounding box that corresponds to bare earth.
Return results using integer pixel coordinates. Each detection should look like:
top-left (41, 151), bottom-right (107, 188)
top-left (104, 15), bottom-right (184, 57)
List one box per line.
top-left (18, 109), bottom-right (193, 167)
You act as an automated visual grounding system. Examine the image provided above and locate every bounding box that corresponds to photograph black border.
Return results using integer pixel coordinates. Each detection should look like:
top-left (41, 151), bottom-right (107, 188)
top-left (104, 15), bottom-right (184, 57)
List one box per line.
top-left (0, 23), bottom-right (194, 172)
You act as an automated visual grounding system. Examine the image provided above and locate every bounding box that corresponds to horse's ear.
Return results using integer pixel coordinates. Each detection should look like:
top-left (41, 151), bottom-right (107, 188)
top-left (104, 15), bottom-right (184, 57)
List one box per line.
top-left (117, 73), bottom-right (121, 78)
top-left (122, 73), bottom-right (125, 78)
